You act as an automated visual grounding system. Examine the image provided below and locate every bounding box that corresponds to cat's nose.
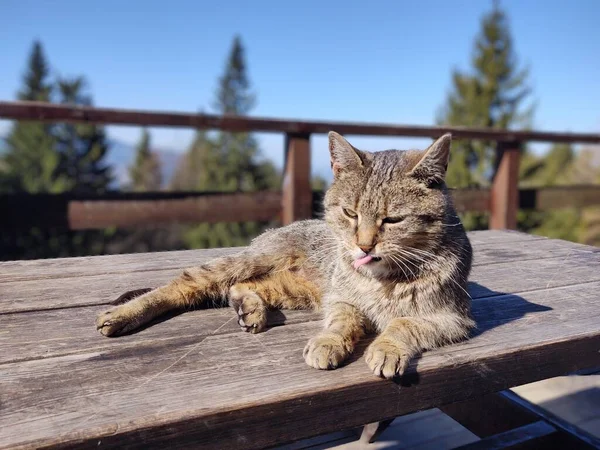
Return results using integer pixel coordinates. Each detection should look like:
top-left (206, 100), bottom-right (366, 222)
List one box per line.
top-left (358, 244), bottom-right (374, 254)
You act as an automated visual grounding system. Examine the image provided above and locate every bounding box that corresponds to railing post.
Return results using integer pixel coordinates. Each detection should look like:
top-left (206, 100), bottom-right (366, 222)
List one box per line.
top-left (490, 140), bottom-right (521, 230)
top-left (282, 132), bottom-right (312, 225)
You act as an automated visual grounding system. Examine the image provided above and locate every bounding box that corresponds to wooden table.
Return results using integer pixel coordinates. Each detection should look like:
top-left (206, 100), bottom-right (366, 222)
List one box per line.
top-left (1, 230), bottom-right (600, 449)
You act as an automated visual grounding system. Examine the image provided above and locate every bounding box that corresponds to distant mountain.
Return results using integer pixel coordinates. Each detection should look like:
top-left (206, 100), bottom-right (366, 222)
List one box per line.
top-left (105, 138), bottom-right (182, 189)
top-left (0, 135), bottom-right (182, 189)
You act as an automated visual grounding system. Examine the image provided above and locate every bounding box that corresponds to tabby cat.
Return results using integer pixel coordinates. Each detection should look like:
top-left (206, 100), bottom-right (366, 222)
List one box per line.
top-left (96, 132), bottom-right (474, 379)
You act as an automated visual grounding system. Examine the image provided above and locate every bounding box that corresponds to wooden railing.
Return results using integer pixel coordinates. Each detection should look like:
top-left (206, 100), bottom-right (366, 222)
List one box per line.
top-left (1, 100), bottom-right (600, 231)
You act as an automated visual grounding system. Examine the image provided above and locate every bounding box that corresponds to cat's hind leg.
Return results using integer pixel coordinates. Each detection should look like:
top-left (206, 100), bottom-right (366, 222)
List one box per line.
top-left (229, 270), bottom-right (322, 333)
top-left (96, 250), bottom-right (301, 337)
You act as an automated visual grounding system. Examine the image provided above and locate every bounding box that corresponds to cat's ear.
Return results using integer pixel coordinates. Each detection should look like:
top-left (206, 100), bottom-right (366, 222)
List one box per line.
top-left (408, 133), bottom-right (452, 186)
top-left (329, 131), bottom-right (366, 177)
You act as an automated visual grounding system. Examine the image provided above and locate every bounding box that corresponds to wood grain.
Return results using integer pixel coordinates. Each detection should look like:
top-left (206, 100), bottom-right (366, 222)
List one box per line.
top-left (2, 242), bottom-right (599, 314)
top-left (1, 279), bottom-right (600, 449)
top-left (0, 231), bottom-right (567, 284)
top-left (2, 231), bottom-right (600, 449)
top-left (0, 247), bottom-right (240, 283)
top-left (0, 306), bottom-right (322, 366)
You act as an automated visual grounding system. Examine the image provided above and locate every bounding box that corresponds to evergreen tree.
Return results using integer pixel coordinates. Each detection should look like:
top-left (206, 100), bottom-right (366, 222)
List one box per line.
top-left (54, 76), bottom-right (113, 193)
top-left (1, 42), bottom-right (115, 260)
top-left (180, 36), bottom-right (280, 249)
top-left (3, 41), bottom-right (65, 193)
top-left (437, 4), bottom-right (532, 229)
top-left (170, 130), bottom-right (214, 191)
top-left (129, 129), bottom-right (162, 191)
top-left (109, 130), bottom-right (179, 255)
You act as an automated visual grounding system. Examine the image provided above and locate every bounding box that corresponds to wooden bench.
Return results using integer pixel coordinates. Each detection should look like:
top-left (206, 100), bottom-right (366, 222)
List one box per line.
top-left (1, 230), bottom-right (600, 449)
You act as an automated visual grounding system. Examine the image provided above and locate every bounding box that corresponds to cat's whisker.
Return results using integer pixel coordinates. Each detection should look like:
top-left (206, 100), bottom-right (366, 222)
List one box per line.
top-left (388, 254), bottom-right (413, 278)
top-left (447, 274), bottom-right (472, 299)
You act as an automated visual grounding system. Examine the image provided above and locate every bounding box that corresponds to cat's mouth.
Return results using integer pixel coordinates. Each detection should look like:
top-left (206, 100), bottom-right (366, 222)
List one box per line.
top-left (352, 255), bottom-right (382, 269)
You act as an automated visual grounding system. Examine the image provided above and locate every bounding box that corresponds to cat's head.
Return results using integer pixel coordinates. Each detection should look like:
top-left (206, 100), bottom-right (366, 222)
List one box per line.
top-left (323, 131), bottom-right (459, 278)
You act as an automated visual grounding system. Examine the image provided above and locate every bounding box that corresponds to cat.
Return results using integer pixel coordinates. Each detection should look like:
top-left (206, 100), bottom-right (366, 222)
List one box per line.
top-left (96, 132), bottom-right (474, 379)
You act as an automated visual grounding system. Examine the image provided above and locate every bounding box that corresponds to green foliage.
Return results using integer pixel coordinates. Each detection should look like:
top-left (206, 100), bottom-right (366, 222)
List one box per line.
top-left (311, 175), bottom-right (329, 191)
top-left (54, 77), bottom-right (113, 193)
top-left (517, 143), bottom-right (600, 245)
top-left (18, 41), bottom-right (53, 102)
top-left (519, 144), bottom-right (574, 187)
top-left (174, 36), bottom-right (280, 249)
top-left (1, 41), bottom-right (114, 260)
top-left (518, 143), bottom-right (577, 240)
top-left (129, 129), bottom-right (162, 191)
top-left (170, 130), bottom-right (214, 191)
top-left (3, 41), bottom-right (64, 193)
top-left (438, 4), bottom-right (532, 230)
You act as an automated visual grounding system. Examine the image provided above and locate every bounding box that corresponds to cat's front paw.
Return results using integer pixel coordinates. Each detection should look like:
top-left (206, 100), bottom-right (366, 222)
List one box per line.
top-left (303, 332), bottom-right (348, 370)
top-left (96, 305), bottom-right (138, 337)
top-left (365, 338), bottom-right (412, 379)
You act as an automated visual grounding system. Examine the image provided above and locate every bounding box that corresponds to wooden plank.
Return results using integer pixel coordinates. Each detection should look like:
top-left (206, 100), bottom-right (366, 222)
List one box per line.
top-left (282, 133), bottom-right (312, 224)
top-left (451, 189), bottom-right (490, 213)
top-left (440, 393), bottom-right (539, 438)
top-left (1, 279), bottom-right (600, 449)
top-left (490, 141), bottom-right (521, 230)
top-left (452, 421), bottom-right (556, 450)
top-left (2, 237), bottom-right (600, 314)
top-left (453, 186), bottom-right (600, 213)
top-left (0, 247), bottom-right (240, 283)
top-left (3, 249), bottom-right (599, 366)
top-left (0, 305), bottom-right (322, 366)
top-left (520, 186), bottom-right (600, 211)
top-left (510, 373), bottom-right (600, 440)
top-left (0, 230), bottom-right (563, 284)
top-left (0, 192), bottom-right (282, 230)
top-left (2, 101), bottom-right (600, 143)
top-left (501, 391), bottom-right (600, 448)
top-left (326, 409), bottom-right (479, 449)
top-left (2, 274), bottom-right (599, 367)
top-left (3, 185), bottom-right (597, 232)
top-left (472, 237), bottom-right (599, 267)
top-left (467, 230), bottom-right (546, 246)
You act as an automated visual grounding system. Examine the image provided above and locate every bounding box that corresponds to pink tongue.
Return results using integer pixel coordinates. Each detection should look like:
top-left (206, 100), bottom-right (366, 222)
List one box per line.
top-left (353, 255), bottom-right (373, 269)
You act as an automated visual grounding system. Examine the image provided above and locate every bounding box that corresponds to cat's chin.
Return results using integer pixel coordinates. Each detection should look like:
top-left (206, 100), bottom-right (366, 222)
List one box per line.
top-left (353, 258), bottom-right (390, 278)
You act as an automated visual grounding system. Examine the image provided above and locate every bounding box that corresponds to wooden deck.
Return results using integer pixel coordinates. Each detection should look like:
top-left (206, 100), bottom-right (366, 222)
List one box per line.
top-left (1, 230), bottom-right (600, 449)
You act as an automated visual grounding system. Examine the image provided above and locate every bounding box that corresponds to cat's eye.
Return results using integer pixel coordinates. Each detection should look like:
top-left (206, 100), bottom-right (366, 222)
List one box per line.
top-left (342, 208), bottom-right (358, 219)
top-left (382, 216), bottom-right (405, 225)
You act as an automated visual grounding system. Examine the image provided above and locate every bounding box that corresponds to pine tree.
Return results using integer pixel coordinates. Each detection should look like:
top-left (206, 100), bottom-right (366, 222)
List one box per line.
top-left (129, 129), bottom-right (162, 191)
top-left (54, 76), bottom-right (113, 193)
top-left (437, 4), bottom-right (532, 229)
top-left (170, 130), bottom-right (214, 191)
top-left (181, 36), bottom-right (280, 249)
top-left (3, 41), bottom-right (65, 193)
top-left (1, 42), bottom-right (115, 260)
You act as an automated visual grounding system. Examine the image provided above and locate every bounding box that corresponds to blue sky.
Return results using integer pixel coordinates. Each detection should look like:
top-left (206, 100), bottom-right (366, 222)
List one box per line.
top-left (1, 0), bottom-right (599, 178)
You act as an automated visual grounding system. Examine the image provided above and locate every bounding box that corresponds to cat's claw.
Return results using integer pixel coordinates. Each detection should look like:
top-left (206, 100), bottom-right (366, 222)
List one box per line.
top-left (96, 307), bottom-right (137, 337)
top-left (365, 339), bottom-right (411, 379)
top-left (229, 285), bottom-right (267, 333)
top-left (303, 333), bottom-right (348, 370)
